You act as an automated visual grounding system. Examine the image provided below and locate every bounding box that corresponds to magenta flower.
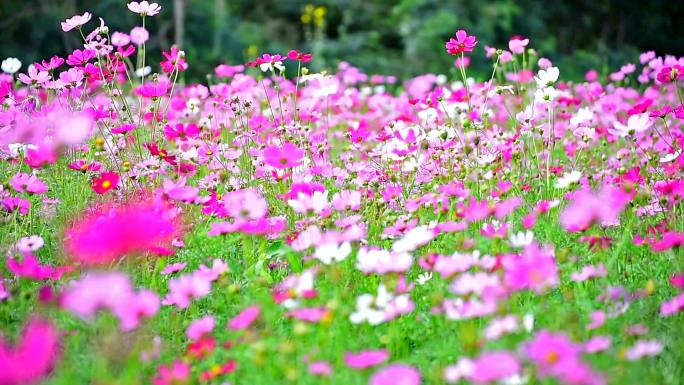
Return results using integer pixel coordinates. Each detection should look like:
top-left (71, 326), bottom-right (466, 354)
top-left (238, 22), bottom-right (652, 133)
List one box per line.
top-left (0, 317), bottom-right (60, 385)
top-left (344, 349), bottom-right (389, 369)
top-left (446, 30), bottom-right (478, 55)
top-left (160, 47), bottom-right (188, 73)
top-left (370, 364), bottom-right (420, 385)
top-left (263, 142), bottom-right (305, 169)
top-left (127, 1), bottom-right (162, 17)
top-left (63, 200), bottom-right (179, 265)
top-left (61, 12), bottom-right (92, 32)
top-left (228, 305), bottom-right (261, 330)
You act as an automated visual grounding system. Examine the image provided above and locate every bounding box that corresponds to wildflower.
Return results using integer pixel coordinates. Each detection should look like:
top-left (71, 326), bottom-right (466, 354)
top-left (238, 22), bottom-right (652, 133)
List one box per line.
top-left (371, 364), bottom-right (420, 385)
top-left (555, 170), bottom-right (582, 188)
top-left (560, 185), bottom-right (631, 231)
top-left (161, 262), bottom-right (187, 275)
top-left (0, 317), bottom-right (60, 385)
top-left (130, 26), bottom-right (150, 45)
top-left (314, 242), bottom-right (352, 265)
top-left (656, 65), bottom-right (684, 83)
top-left (345, 350), bottom-right (389, 369)
top-left (508, 36), bottom-right (529, 54)
top-left (214, 64), bottom-right (245, 78)
top-left (64, 200), bottom-right (179, 265)
top-left (160, 47), bottom-right (188, 73)
top-left (18, 66), bottom-right (49, 85)
top-left (509, 231), bottom-right (534, 248)
top-left (308, 361), bottom-right (332, 376)
top-left (61, 12), bottom-right (92, 32)
top-left (1, 58), bottom-right (21, 74)
top-left (609, 113), bottom-right (652, 137)
top-left (263, 142), bottom-right (305, 169)
top-left (91, 171), bottom-right (119, 194)
top-left (502, 242), bottom-right (558, 293)
top-left (228, 305), bottom-right (260, 330)
top-left (391, 225), bottom-right (435, 253)
top-left (7, 253), bottom-right (71, 281)
top-left (446, 30), bottom-right (478, 55)
top-left (356, 247), bottom-right (413, 274)
top-left (153, 361), bottom-right (190, 385)
top-left (484, 315), bottom-right (519, 340)
top-left (128, 1), bottom-right (162, 17)
top-left (625, 340), bottom-right (664, 360)
top-left (186, 315), bottom-right (215, 341)
top-left (287, 50), bottom-right (313, 62)
top-left (535, 67), bottom-right (560, 87)
top-left (469, 351), bottom-right (522, 384)
top-left (525, 330), bottom-right (604, 385)
top-left (11, 173), bottom-right (48, 194)
top-left (15, 236), bottom-right (44, 253)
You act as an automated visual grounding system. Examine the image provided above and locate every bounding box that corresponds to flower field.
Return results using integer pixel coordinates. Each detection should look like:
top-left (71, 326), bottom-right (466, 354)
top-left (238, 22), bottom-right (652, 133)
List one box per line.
top-left (1, 2), bottom-right (684, 385)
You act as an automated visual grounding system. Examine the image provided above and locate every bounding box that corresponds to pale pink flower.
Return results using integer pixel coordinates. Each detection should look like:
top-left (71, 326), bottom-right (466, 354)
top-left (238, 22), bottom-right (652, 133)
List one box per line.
top-left (127, 1), bottom-right (162, 16)
top-left (371, 364), bottom-right (420, 385)
top-left (61, 12), bottom-right (92, 32)
top-left (344, 350), bottom-right (389, 369)
top-left (228, 305), bottom-right (260, 330)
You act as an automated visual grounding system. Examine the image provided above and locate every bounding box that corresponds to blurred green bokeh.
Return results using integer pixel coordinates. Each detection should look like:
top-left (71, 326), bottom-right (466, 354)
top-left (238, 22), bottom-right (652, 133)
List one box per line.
top-left (1, 0), bottom-right (682, 81)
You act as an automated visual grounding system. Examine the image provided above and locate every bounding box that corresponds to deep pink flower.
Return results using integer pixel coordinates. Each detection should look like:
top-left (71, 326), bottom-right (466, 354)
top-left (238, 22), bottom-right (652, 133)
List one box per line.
top-left (656, 65), bottom-right (684, 83)
top-left (7, 253), bottom-right (71, 281)
top-left (287, 50), bottom-right (313, 62)
top-left (64, 200), bottom-right (179, 265)
top-left (560, 185), bottom-right (631, 232)
top-left (0, 317), bottom-right (59, 385)
top-left (370, 364), bottom-right (420, 385)
top-left (214, 64), bottom-right (245, 78)
top-left (160, 47), bottom-right (188, 73)
top-left (446, 30), bottom-right (477, 55)
top-left (91, 171), bottom-right (119, 194)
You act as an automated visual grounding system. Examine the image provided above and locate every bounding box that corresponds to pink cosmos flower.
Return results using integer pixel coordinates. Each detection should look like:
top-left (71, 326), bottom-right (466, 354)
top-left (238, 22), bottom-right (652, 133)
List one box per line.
top-left (625, 340), bottom-right (664, 360)
top-left (525, 330), bottom-right (604, 385)
top-left (15, 235), bottom-right (44, 253)
top-left (560, 185), bottom-right (631, 232)
top-left (214, 64), bottom-right (245, 78)
top-left (130, 26), bottom-right (150, 45)
top-left (61, 12), bottom-right (92, 32)
top-left (263, 142), bottom-right (305, 169)
top-left (161, 262), bottom-right (187, 275)
top-left (135, 80), bottom-right (170, 98)
top-left (446, 30), bottom-right (477, 55)
top-left (60, 272), bottom-right (159, 331)
top-left (371, 364), bottom-right (420, 385)
top-left (160, 47), bottom-right (188, 73)
top-left (64, 200), bottom-right (179, 265)
top-left (228, 305), bottom-right (260, 330)
top-left (1, 197), bottom-right (31, 215)
top-left (502, 242), bottom-right (558, 293)
top-left (308, 361), bottom-right (332, 376)
top-left (0, 317), bottom-right (59, 385)
top-left (508, 36), bottom-right (529, 54)
top-left (469, 351), bottom-right (521, 384)
top-left (153, 361), bottom-right (190, 385)
top-left (344, 350), bottom-right (389, 369)
top-left (186, 315), bottom-right (215, 341)
top-left (10, 173), bottom-right (48, 194)
top-left (91, 171), bottom-right (119, 194)
top-left (7, 253), bottom-right (71, 281)
top-left (18, 66), bottom-right (49, 85)
top-left (127, 1), bottom-right (162, 16)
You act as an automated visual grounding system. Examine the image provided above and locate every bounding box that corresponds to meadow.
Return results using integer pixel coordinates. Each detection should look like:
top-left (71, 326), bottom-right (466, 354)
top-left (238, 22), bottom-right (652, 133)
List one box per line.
top-left (1, 2), bottom-right (683, 384)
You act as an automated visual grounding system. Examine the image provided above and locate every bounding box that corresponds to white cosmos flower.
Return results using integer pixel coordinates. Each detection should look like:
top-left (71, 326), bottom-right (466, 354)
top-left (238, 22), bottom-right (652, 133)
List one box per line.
top-left (609, 113), bottom-right (652, 137)
top-left (555, 170), bottom-right (582, 188)
top-left (135, 66), bottom-right (152, 78)
top-left (534, 86), bottom-right (558, 103)
top-left (417, 272), bottom-right (433, 285)
top-left (534, 66), bottom-right (560, 88)
top-left (509, 231), bottom-right (534, 248)
top-left (660, 151), bottom-right (681, 163)
top-left (314, 242), bottom-right (352, 265)
top-left (1, 57), bottom-right (22, 74)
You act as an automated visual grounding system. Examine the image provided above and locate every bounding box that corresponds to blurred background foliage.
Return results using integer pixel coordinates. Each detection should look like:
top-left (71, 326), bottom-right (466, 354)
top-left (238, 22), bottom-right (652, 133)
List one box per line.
top-left (1, 0), bottom-right (683, 81)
